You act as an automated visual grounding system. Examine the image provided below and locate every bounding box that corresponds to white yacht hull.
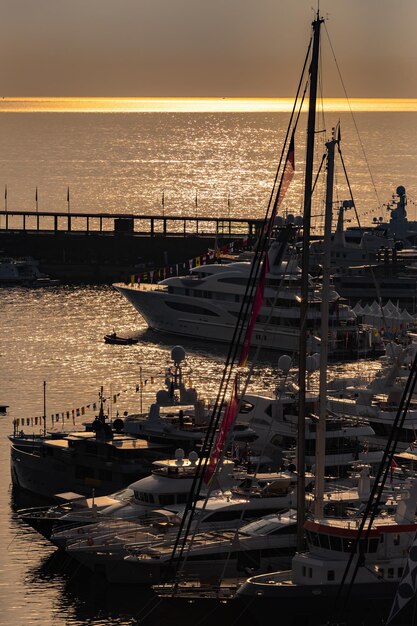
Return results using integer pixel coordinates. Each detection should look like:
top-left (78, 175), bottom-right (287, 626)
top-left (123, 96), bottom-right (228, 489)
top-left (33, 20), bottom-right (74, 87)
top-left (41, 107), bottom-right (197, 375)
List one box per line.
top-left (115, 285), bottom-right (320, 354)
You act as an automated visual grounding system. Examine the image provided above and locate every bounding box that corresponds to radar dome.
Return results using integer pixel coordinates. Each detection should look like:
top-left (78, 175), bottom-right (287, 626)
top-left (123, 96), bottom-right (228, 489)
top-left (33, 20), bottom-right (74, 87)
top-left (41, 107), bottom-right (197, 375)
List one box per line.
top-left (306, 355), bottom-right (318, 372)
top-left (294, 215), bottom-right (303, 226)
top-left (188, 451), bottom-right (199, 465)
top-left (278, 354), bottom-right (292, 373)
top-left (175, 448), bottom-right (185, 461)
top-left (286, 214), bottom-right (295, 224)
top-left (156, 389), bottom-right (172, 405)
top-left (274, 216), bottom-right (284, 226)
top-left (396, 185), bottom-right (406, 196)
top-left (171, 345), bottom-right (186, 364)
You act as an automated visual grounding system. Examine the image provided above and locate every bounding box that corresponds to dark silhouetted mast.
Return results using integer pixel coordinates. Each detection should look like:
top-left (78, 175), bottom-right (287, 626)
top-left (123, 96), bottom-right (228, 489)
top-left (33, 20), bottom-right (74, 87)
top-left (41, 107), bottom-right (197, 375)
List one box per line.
top-left (297, 12), bottom-right (323, 552)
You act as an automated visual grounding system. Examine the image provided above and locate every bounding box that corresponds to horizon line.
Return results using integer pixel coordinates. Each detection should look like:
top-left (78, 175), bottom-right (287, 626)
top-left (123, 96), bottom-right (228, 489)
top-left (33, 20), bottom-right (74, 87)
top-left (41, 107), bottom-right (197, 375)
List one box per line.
top-left (1, 97), bottom-right (417, 113)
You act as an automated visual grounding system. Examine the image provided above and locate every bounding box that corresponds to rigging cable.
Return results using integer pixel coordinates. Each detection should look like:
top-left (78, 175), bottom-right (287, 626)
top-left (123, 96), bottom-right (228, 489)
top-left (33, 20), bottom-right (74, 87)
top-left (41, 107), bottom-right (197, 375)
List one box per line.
top-left (166, 33), bottom-right (315, 584)
top-left (323, 21), bottom-right (381, 210)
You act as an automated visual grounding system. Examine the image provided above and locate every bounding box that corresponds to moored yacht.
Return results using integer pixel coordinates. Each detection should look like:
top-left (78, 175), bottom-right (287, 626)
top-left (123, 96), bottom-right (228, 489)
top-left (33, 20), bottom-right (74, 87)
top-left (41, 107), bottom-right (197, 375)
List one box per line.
top-left (235, 478), bottom-right (417, 625)
top-left (10, 402), bottom-right (171, 500)
top-left (114, 236), bottom-right (383, 361)
top-left (235, 386), bottom-right (383, 477)
top-left (0, 255), bottom-right (59, 286)
top-left (19, 449), bottom-right (236, 540)
top-left (97, 509), bottom-right (299, 585)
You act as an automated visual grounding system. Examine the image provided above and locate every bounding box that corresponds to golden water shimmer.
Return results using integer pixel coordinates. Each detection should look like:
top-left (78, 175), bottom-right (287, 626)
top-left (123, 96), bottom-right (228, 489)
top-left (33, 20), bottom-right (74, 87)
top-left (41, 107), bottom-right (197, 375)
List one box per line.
top-left (1, 98), bottom-right (417, 113)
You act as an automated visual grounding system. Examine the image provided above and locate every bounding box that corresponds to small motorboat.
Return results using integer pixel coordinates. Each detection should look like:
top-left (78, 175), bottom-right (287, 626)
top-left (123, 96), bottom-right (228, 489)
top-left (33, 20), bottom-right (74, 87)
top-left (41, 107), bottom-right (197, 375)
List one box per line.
top-left (104, 332), bottom-right (138, 345)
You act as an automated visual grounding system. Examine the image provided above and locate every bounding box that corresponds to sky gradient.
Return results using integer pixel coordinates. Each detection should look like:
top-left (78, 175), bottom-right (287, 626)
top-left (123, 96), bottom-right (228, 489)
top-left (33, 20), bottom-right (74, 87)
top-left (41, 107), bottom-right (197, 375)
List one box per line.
top-left (2, 0), bottom-right (417, 98)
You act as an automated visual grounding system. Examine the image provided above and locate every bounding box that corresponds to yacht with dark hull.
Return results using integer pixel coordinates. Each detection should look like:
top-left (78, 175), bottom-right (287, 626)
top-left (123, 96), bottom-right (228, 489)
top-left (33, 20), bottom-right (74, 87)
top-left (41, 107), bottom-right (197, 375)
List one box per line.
top-left (10, 409), bottom-right (170, 500)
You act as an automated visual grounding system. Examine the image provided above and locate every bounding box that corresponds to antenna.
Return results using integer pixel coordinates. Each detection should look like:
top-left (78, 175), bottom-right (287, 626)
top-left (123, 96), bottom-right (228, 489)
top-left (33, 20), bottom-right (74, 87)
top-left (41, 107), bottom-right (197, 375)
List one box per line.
top-left (43, 380), bottom-right (46, 437)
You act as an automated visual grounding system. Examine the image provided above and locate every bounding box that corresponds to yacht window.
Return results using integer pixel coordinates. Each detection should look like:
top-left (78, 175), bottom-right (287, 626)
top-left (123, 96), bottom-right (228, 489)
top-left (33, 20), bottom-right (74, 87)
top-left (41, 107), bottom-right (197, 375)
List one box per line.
top-left (378, 568), bottom-right (384, 578)
top-left (398, 567), bottom-right (404, 578)
top-left (218, 277), bottom-right (251, 286)
top-left (308, 568), bottom-right (313, 578)
top-left (329, 536), bottom-right (343, 551)
top-left (368, 538), bottom-right (379, 553)
top-left (388, 568), bottom-right (394, 579)
top-left (319, 534), bottom-right (330, 550)
top-left (327, 570), bottom-right (335, 581)
top-left (158, 494), bottom-right (175, 506)
top-left (342, 538), bottom-right (355, 552)
top-left (270, 435), bottom-right (285, 447)
top-left (302, 566), bottom-right (306, 577)
top-left (165, 302), bottom-right (219, 316)
top-left (270, 524), bottom-right (297, 535)
top-left (265, 404), bottom-right (273, 418)
top-left (393, 534), bottom-right (400, 546)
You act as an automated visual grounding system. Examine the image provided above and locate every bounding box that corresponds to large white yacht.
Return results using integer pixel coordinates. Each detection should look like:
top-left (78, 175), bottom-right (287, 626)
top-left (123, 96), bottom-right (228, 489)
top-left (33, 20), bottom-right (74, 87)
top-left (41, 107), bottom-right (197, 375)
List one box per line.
top-left (114, 237), bottom-right (383, 360)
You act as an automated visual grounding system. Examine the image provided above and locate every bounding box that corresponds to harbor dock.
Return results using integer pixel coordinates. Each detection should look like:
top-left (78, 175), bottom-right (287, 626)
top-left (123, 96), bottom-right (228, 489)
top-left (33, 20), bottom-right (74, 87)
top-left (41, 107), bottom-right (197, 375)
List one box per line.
top-left (0, 210), bottom-right (262, 283)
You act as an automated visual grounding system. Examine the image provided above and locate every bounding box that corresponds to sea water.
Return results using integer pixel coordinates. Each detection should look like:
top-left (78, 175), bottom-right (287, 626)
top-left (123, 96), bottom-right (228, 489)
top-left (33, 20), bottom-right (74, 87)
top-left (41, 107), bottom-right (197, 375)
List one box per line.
top-left (0, 104), bottom-right (416, 625)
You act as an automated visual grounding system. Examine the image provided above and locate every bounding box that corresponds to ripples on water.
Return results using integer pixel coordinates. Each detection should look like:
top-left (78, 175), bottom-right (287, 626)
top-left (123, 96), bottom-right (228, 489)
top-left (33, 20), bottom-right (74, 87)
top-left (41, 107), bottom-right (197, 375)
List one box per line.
top-left (0, 111), bottom-right (416, 222)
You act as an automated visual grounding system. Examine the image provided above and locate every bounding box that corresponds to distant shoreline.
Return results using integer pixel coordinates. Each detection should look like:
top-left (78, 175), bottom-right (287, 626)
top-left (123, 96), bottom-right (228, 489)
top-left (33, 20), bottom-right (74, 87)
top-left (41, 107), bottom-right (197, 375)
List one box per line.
top-left (1, 97), bottom-right (417, 113)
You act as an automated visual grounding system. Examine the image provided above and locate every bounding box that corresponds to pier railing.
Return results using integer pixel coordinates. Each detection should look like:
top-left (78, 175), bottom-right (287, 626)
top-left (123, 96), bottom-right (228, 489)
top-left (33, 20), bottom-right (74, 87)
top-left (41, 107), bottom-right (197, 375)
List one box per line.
top-left (0, 210), bottom-right (262, 239)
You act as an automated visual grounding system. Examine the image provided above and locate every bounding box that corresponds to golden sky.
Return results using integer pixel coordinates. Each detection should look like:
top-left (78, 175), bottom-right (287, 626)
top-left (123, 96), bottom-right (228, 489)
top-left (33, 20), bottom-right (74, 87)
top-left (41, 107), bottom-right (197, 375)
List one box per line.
top-left (2, 0), bottom-right (417, 98)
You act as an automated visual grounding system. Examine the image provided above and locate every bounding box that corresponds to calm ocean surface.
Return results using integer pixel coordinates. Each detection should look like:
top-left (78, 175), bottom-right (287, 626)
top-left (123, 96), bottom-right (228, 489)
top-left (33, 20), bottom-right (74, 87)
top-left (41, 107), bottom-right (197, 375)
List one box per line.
top-left (1, 107), bottom-right (416, 625)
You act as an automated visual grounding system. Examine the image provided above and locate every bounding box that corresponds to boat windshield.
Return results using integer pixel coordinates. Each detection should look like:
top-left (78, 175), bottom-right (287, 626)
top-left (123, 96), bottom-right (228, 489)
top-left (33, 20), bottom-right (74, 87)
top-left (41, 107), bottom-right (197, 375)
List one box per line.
top-left (109, 487), bottom-right (134, 501)
top-left (239, 512), bottom-right (297, 536)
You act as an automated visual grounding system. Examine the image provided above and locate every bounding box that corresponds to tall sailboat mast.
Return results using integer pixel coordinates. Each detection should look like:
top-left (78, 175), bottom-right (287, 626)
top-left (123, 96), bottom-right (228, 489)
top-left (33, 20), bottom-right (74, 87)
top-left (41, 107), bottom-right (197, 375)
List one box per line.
top-left (315, 129), bottom-right (338, 518)
top-left (297, 12), bottom-right (323, 551)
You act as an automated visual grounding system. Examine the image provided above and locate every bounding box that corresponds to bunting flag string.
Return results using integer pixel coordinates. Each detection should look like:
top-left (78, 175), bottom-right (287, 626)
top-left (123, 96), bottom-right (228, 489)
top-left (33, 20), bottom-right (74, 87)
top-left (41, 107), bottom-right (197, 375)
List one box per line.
top-left (12, 374), bottom-right (175, 431)
top-left (128, 237), bottom-right (251, 286)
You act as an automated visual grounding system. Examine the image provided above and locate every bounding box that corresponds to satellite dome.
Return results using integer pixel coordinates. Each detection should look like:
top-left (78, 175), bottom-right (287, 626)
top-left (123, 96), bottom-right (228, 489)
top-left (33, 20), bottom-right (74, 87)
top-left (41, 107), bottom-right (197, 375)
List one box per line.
top-left (312, 353), bottom-right (320, 368)
top-left (156, 389), bottom-right (171, 404)
top-left (188, 450), bottom-right (199, 465)
top-left (278, 354), bottom-right (292, 373)
top-left (171, 345), bottom-right (186, 363)
top-left (306, 355), bottom-right (318, 372)
top-left (175, 448), bottom-right (185, 462)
